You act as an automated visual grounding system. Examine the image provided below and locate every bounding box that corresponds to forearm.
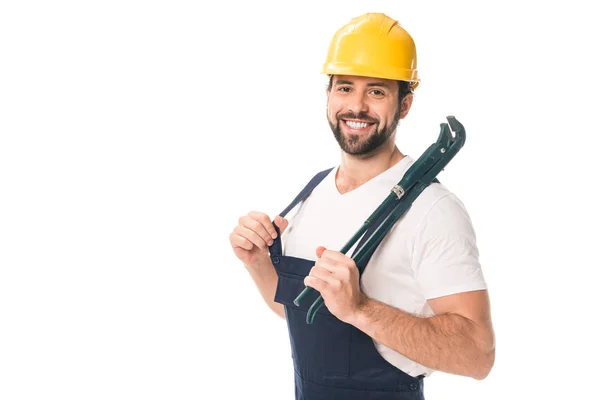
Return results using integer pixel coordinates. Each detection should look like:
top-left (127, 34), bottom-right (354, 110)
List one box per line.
top-left (245, 259), bottom-right (285, 319)
top-left (349, 297), bottom-right (495, 379)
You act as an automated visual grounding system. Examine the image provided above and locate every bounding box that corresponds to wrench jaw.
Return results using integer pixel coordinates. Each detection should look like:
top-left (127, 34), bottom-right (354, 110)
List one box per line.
top-left (446, 115), bottom-right (466, 150)
top-left (437, 122), bottom-right (452, 149)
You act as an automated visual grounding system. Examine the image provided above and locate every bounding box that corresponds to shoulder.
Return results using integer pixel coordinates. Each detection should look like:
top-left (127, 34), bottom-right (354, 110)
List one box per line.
top-left (408, 185), bottom-right (486, 299)
top-left (393, 156), bottom-right (472, 229)
top-left (412, 182), bottom-right (476, 237)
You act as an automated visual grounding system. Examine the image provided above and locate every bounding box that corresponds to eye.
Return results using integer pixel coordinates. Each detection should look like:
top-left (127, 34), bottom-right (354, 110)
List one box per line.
top-left (337, 86), bottom-right (352, 93)
top-left (370, 89), bottom-right (385, 97)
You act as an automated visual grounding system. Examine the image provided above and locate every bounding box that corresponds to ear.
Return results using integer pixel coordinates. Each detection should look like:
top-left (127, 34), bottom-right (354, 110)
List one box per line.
top-left (326, 74), bottom-right (334, 98)
top-left (400, 93), bottom-right (414, 119)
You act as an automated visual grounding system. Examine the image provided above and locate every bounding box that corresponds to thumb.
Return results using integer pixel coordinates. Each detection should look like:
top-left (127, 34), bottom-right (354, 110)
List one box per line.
top-left (316, 246), bottom-right (327, 258)
top-left (274, 215), bottom-right (289, 234)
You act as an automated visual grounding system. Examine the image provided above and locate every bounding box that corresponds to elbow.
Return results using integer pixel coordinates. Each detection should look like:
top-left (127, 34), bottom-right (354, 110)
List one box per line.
top-left (471, 328), bottom-right (496, 381)
top-left (470, 328), bottom-right (496, 380)
top-left (271, 303), bottom-right (286, 320)
top-left (472, 346), bottom-right (495, 380)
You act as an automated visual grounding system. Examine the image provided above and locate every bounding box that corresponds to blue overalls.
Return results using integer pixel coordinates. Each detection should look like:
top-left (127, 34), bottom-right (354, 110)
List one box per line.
top-left (270, 168), bottom-right (425, 400)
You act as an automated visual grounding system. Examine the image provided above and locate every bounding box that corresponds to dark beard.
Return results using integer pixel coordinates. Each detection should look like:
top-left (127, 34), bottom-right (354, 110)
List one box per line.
top-left (328, 108), bottom-right (401, 156)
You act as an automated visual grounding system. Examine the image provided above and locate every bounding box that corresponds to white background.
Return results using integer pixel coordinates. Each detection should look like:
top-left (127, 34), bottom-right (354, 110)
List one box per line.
top-left (1, 1), bottom-right (599, 399)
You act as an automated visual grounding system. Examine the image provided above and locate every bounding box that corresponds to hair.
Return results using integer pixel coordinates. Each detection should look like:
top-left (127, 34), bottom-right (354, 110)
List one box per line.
top-left (326, 75), bottom-right (413, 105)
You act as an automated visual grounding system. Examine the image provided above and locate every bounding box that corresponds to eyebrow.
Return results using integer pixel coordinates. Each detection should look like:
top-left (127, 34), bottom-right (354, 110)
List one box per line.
top-left (334, 80), bottom-right (394, 90)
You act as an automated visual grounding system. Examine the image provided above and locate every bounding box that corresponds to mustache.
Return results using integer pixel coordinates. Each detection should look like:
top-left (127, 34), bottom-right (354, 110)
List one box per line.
top-left (336, 111), bottom-right (379, 124)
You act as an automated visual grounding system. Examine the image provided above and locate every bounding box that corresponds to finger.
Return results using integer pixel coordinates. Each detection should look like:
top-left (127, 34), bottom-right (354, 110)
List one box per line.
top-left (320, 248), bottom-right (355, 265)
top-left (310, 265), bottom-right (341, 287)
top-left (304, 275), bottom-right (327, 293)
top-left (316, 246), bottom-right (327, 258)
top-left (316, 259), bottom-right (352, 281)
top-left (248, 212), bottom-right (279, 240)
top-left (314, 257), bottom-right (341, 274)
top-left (274, 215), bottom-right (289, 235)
top-left (229, 233), bottom-right (253, 251)
top-left (234, 225), bottom-right (270, 250)
top-left (240, 215), bottom-right (275, 245)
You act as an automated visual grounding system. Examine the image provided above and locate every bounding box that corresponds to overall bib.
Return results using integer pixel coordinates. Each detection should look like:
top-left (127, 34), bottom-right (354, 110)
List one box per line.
top-left (270, 169), bottom-right (425, 400)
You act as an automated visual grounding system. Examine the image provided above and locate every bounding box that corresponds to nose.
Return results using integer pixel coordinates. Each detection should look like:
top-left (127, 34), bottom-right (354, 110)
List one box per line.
top-left (347, 91), bottom-right (368, 115)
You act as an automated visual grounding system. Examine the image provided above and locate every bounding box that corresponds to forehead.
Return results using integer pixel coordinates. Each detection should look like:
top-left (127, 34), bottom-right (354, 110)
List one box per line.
top-left (332, 75), bottom-right (397, 89)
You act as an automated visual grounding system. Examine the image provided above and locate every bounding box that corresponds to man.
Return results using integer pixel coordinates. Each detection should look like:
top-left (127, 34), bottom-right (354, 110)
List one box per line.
top-left (229, 12), bottom-right (495, 399)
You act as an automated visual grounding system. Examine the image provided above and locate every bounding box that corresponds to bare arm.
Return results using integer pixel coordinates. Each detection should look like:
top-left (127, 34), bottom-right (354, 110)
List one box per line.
top-left (244, 257), bottom-right (285, 319)
top-left (348, 289), bottom-right (495, 379)
top-left (305, 194), bottom-right (495, 379)
top-left (230, 212), bottom-right (288, 320)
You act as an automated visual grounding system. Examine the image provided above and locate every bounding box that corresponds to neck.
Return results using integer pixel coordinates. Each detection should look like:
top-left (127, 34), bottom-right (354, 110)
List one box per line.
top-left (336, 136), bottom-right (405, 194)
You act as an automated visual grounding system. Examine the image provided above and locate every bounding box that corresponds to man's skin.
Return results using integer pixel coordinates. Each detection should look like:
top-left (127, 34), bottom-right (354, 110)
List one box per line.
top-left (229, 75), bottom-right (495, 380)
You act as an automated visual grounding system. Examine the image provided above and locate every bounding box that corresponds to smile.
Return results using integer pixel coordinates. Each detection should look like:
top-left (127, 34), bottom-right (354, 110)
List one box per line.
top-left (342, 119), bottom-right (376, 132)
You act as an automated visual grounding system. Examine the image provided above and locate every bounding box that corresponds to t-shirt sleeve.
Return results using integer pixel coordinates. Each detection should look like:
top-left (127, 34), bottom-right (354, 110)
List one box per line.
top-left (411, 193), bottom-right (488, 300)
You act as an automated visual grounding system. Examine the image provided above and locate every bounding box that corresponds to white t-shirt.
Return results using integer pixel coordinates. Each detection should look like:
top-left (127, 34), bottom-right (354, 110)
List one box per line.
top-left (281, 155), bottom-right (488, 377)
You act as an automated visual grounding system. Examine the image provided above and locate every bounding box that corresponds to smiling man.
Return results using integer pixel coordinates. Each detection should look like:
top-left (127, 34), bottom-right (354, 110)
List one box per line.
top-left (328, 76), bottom-right (409, 157)
top-left (230, 12), bottom-right (495, 400)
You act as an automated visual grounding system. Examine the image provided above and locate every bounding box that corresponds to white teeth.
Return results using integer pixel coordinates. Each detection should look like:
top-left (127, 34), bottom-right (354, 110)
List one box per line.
top-left (346, 121), bottom-right (369, 129)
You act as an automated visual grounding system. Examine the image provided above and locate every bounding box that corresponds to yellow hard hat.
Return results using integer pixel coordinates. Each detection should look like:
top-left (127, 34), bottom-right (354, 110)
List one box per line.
top-left (322, 13), bottom-right (419, 89)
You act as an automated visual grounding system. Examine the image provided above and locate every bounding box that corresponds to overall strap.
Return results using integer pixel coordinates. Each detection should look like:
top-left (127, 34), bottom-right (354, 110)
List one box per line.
top-left (270, 167), bottom-right (334, 257)
top-left (278, 168), bottom-right (334, 218)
